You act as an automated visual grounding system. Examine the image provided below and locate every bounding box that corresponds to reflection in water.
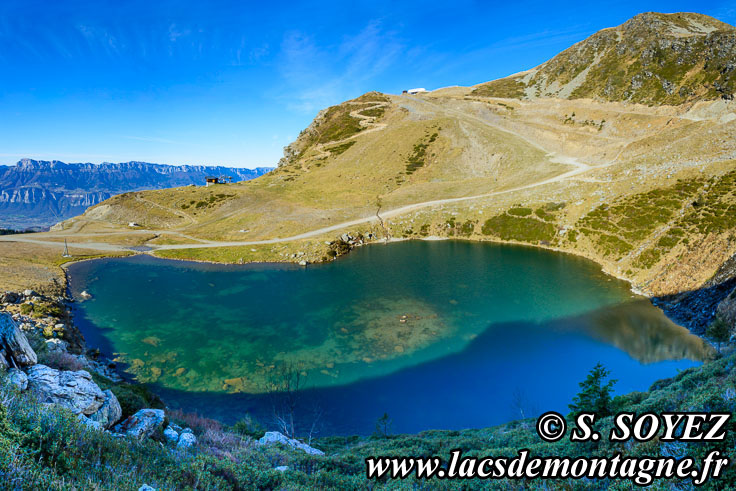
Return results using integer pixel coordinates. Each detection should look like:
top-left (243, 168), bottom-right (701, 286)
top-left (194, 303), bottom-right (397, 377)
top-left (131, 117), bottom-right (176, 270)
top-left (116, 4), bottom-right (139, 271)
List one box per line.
top-left (66, 241), bottom-right (706, 434)
top-left (580, 300), bottom-right (712, 363)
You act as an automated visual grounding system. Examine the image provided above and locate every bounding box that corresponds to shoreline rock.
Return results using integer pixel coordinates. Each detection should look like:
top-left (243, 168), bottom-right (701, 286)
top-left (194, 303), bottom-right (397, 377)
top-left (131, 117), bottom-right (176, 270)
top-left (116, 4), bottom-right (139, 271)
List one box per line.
top-left (114, 409), bottom-right (165, 439)
top-left (258, 431), bottom-right (324, 456)
top-left (25, 364), bottom-right (106, 416)
top-left (0, 312), bottom-right (38, 367)
top-left (89, 389), bottom-right (123, 429)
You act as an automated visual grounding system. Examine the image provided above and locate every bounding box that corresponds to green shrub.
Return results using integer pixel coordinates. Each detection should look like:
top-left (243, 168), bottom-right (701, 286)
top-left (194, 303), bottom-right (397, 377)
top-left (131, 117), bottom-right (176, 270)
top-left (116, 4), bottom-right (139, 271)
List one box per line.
top-left (316, 105), bottom-right (363, 144)
top-left (32, 302), bottom-right (64, 319)
top-left (508, 207), bottom-right (532, 217)
top-left (25, 330), bottom-right (49, 358)
top-left (231, 414), bottom-right (266, 439)
top-left (472, 77), bottom-right (526, 98)
top-left (481, 214), bottom-right (555, 242)
top-left (327, 140), bottom-right (355, 156)
top-left (460, 220), bottom-right (476, 236)
top-left (359, 107), bottom-right (385, 118)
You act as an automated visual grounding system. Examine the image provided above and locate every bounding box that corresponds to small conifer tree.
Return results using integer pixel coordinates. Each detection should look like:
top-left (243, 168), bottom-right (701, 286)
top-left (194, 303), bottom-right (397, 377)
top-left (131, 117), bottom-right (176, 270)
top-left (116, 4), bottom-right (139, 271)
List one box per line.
top-left (569, 363), bottom-right (617, 417)
top-left (707, 316), bottom-right (731, 354)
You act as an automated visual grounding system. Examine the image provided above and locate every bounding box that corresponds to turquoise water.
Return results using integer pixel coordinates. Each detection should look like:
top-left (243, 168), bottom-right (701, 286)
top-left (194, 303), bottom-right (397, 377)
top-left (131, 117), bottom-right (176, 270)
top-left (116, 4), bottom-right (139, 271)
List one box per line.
top-left (67, 241), bottom-right (707, 434)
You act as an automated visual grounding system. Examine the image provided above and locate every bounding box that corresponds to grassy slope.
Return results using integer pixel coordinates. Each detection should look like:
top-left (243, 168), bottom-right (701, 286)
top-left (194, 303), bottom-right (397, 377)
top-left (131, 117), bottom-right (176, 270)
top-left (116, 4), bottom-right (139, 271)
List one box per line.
top-left (20, 91), bottom-right (734, 297)
top-left (3, 349), bottom-right (735, 489)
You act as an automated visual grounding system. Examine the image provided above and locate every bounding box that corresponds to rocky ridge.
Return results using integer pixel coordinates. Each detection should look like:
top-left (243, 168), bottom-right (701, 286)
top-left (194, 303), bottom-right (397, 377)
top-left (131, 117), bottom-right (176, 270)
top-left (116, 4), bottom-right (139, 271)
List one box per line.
top-left (474, 12), bottom-right (736, 104)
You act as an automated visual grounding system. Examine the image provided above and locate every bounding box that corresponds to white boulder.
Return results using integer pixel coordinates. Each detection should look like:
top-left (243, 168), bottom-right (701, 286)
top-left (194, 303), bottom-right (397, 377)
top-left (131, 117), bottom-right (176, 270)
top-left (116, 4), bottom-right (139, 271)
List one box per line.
top-left (258, 431), bottom-right (324, 456)
top-left (114, 409), bottom-right (165, 438)
top-left (177, 431), bottom-right (197, 449)
top-left (163, 426), bottom-right (179, 444)
top-left (25, 365), bottom-right (105, 416)
top-left (7, 367), bottom-right (28, 391)
top-left (89, 389), bottom-right (123, 428)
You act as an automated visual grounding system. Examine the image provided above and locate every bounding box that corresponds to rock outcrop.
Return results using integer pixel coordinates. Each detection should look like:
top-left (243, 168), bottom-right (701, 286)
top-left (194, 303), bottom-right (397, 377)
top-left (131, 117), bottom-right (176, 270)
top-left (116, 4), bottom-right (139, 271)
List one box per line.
top-left (25, 364), bottom-right (105, 416)
top-left (177, 429), bottom-right (197, 449)
top-left (7, 367), bottom-right (28, 391)
top-left (258, 431), bottom-right (324, 456)
top-left (475, 12), bottom-right (736, 104)
top-left (716, 286), bottom-right (736, 329)
top-left (88, 389), bottom-right (122, 429)
top-left (163, 425), bottom-right (179, 444)
top-left (0, 312), bottom-right (38, 367)
top-left (114, 409), bottom-right (165, 438)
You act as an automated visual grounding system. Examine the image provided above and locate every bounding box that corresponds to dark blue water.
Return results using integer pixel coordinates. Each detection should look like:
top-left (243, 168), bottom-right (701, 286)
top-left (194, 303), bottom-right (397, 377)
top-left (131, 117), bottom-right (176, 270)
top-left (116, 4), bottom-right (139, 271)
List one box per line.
top-left (67, 241), bottom-right (707, 435)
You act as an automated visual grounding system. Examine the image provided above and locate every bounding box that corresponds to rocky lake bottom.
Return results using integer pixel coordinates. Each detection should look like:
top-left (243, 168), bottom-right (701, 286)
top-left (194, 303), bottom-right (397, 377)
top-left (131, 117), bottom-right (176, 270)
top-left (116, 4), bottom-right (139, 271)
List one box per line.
top-left (67, 241), bottom-right (708, 434)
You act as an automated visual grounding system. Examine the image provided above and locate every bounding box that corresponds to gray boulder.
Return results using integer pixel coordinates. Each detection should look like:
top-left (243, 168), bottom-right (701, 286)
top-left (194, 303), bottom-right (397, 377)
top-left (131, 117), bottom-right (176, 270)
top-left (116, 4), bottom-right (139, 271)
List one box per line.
top-left (45, 338), bottom-right (69, 352)
top-left (258, 431), bottom-right (325, 456)
top-left (177, 431), bottom-right (197, 449)
top-left (25, 365), bottom-right (105, 416)
top-left (163, 426), bottom-right (179, 444)
top-left (89, 389), bottom-right (122, 428)
top-left (7, 368), bottom-right (28, 391)
top-left (114, 409), bottom-right (165, 438)
top-left (1, 292), bottom-right (19, 304)
top-left (0, 312), bottom-right (37, 367)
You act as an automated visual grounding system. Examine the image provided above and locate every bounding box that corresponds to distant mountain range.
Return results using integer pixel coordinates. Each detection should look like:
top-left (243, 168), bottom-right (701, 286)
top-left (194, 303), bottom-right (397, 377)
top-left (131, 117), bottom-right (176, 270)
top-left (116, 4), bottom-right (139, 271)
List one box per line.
top-left (0, 159), bottom-right (272, 229)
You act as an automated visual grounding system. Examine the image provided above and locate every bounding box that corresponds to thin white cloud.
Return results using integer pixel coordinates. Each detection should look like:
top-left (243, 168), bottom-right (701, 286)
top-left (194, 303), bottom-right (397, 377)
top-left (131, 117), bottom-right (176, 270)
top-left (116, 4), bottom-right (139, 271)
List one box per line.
top-left (168, 24), bottom-right (191, 42)
top-left (249, 43), bottom-right (270, 62)
top-left (76, 24), bottom-right (123, 57)
top-left (276, 21), bottom-right (404, 113)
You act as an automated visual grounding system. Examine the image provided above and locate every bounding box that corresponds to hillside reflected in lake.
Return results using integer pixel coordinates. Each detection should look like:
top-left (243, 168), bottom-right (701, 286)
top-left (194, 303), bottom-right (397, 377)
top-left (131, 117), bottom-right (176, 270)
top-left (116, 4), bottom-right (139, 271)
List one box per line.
top-left (577, 300), bottom-right (711, 363)
top-left (68, 241), bottom-right (705, 434)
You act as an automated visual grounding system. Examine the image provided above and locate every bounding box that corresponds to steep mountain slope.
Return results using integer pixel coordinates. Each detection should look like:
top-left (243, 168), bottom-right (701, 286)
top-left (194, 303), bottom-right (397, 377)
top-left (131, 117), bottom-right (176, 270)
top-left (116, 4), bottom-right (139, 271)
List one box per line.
top-left (0, 159), bottom-right (272, 229)
top-left (474, 12), bottom-right (736, 104)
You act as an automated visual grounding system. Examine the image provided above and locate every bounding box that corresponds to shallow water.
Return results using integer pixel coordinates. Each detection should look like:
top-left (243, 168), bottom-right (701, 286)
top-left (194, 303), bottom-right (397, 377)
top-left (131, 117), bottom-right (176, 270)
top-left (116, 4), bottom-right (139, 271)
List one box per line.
top-left (67, 241), bottom-right (707, 434)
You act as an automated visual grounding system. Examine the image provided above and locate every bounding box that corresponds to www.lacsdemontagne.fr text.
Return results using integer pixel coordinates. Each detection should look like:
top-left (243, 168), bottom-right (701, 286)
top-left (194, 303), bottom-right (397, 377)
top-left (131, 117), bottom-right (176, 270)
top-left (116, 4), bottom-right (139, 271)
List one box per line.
top-left (365, 411), bottom-right (731, 485)
top-left (365, 449), bottom-right (727, 485)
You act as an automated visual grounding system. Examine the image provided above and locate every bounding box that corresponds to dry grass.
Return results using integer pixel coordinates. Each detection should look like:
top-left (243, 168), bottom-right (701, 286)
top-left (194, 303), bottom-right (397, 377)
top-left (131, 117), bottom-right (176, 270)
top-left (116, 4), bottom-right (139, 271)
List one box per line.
top-left (4, 93), bottom-right (735, 296)
top-left (0, 241), bottom-right (131, 293)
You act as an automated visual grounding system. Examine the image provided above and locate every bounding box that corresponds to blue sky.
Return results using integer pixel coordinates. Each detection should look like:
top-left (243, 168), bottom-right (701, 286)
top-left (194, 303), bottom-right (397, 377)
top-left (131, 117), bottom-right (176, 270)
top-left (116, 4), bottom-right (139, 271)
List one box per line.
top-left (1, 1), bottom-right (734, 168)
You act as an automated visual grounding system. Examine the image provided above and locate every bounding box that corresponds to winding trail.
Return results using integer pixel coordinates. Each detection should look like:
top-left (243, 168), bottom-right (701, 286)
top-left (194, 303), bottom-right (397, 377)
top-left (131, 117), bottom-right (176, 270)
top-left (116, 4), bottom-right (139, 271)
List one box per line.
top-left (307, 101), bottom-right (389, 163)
top-left (0, 155), bottom-right (616, 252)
top-left (0, 96), bottom-right (629, 254)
